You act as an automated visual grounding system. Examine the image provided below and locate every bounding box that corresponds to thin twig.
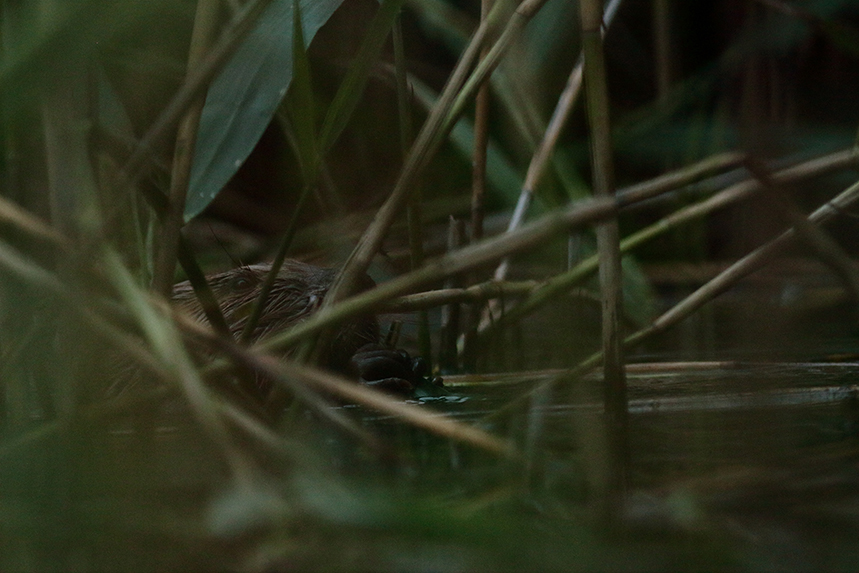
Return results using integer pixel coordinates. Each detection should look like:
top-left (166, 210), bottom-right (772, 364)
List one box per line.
top-left (470, 0), bottom-right (493, 243)
top-left (460, 0), bottom-right (494, 371)
top-left (326, 0), bottom-right (547, 307)
top-left (629, 178), bottom-right (859, 348)
top-left (258, 196), bottom-right (618, 357)
top-left (477, 148), bottom-right (857, 340)
top-left (745, 158), bottom-right (859, 305)
top-left (495, 176), bottom-right (859, 420)
top-left (172, 309), bottom-right (516, 457)
top-left (384, 280), bottom-right (540, 312)
top-left (490, 0), bottom-right (623, 284)
top-left (393, 16), bottom-right (432, 361)
top-left (0, 195), bottom-right (69, 248)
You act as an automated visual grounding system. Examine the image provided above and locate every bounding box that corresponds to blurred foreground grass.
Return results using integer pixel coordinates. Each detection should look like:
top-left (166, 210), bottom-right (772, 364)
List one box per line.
top-left (3, 0), bottom-right (859, 570)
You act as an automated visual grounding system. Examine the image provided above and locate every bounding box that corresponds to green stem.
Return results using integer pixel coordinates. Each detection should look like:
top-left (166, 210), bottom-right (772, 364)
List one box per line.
top-left (239, 184), bottom-right (312, 344)
top-left (152, 0), bottom-right (220, 296)
top-left (580, 0), bottom-right (629, 510)
top-left (393, 16), bottom-right (432, 360)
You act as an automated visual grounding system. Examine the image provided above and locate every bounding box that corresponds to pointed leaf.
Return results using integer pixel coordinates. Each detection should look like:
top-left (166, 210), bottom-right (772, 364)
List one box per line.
top-left (284, 0), bottom-right (321, 183)
top-left (186, 0), bottom-right (344, 220)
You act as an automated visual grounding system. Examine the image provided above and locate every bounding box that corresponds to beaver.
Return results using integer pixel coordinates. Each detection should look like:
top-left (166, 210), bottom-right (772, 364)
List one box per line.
top-left (172, 260), bottom-right (431, 394)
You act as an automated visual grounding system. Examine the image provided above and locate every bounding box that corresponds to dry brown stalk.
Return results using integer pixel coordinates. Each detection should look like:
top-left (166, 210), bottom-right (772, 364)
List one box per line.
top-left (478, 148), bottom-right (857, 341)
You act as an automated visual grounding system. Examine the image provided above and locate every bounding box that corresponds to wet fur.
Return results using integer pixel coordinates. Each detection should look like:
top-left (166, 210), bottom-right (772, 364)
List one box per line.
top-left (172, 260), bottom-right (379, 372)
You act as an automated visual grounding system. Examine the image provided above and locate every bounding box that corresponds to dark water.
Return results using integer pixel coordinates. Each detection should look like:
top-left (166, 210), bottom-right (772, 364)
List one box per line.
top-left (84, 277), bottom-right (858, 569)
top-left (8, 283), bottom-right (859, 571)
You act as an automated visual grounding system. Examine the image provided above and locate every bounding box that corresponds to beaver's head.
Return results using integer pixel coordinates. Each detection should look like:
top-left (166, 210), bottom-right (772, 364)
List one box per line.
top-left (172, 260), bottom-right (379, 372)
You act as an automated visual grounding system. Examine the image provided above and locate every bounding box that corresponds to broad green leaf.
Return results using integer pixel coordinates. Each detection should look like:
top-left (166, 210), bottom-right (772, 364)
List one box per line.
top-left (186, 0), bottom-right (344, 221)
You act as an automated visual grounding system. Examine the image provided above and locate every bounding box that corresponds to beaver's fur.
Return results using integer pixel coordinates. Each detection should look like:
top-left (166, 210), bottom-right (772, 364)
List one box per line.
top-left (172, 260), bottom-right (379, 373)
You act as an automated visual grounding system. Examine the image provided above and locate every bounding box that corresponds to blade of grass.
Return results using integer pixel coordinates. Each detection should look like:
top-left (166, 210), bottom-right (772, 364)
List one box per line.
top-left (177, 237), bottom-right (233, 337)
top-left (173, 305), bottom-right (516, 457)
top-left (259, 195), bottom-right (618, 356)
top-left (407, 74), bottom-right (523, 203)
top-left (0, 195), bottom-right (68, 247)
top-left (745, 158), bottom-right (859, 304)
top-left (476, 149), bottom-right (856, 340)
top-left (284, 0), bottom-right (319, 183)
top-left (327, 0), bottom-right (545, 306)
top-left (318, 0), bottom-right (406, 153)
top-left (497, 174), bottom-right (859, 420)
top-left (392, 17), bottom-right (432, 362)
top-left (152, 0), bottom-right (221, 296)
top-left (104, 249), bottom-right (258, 485)
top-left (239, 183), bottom-right (313, 344)
top-left (240, 0), bottom-right (319, 343)
top-left (490, 0), bottom-right (623, 285)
